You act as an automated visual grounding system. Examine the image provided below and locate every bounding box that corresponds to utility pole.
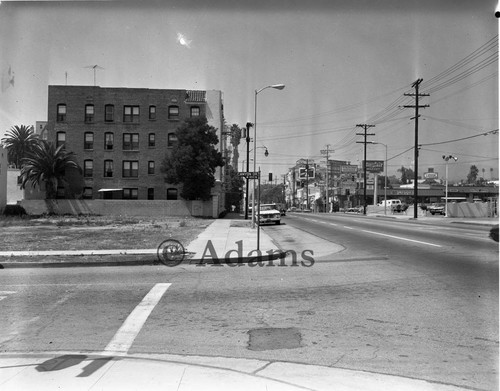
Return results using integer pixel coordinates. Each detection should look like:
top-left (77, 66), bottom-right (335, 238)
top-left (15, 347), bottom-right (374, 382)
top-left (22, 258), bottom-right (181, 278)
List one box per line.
top-left (306, 159), bottom-right (310, 210)
top-left (321, 145), bottom-right (334, 213)
top-left (404, 79), bottom-right (429, 219)
top-left (356, 124), bottom-right (375, 215)
top-left (244, 122), bottom-right (252, 220)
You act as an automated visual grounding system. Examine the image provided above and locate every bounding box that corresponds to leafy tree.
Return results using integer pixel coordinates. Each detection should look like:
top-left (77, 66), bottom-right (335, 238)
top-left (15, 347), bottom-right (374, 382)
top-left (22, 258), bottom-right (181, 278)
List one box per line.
top-left (467, 165), bottom-right (479, 184)
top-left (161, 117), bottom-right (225, 200)
top-left (20, 140), bottom-right (81, 199)
top-left (1, 125), bottom-right (38, 168)
top-left (224, 164), bottom-right (244, 211)
top-left (229, 124), bottom-right (242, 169)
top-left (259, 183), bottom-right (285, 204)
top-left (397, 166), bottom-right (415, 184)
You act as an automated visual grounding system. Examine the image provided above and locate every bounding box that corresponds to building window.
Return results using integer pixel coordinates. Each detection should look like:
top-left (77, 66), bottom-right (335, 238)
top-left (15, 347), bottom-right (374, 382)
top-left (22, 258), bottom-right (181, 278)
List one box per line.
top-left (190, 106), bottom-right (200, 117)
top-left (148, 161), bottom-right (155, 175)
top-left (83, 187), bottom-right (93, 199)
top-left (123, 160), bottom-right (138, 178)
top-left (84, 160), bottom-right (93, 177)
top-left (123, 105), bottom-right (140, 123)
top-left (147, 188), bottom-right (154, 200)
top-left (168, 105), bottom-right (179, 120)
top-left (123, 188), bottom-right (138, 200)
top-left (149, 105), bottom-right (156, 120)
top-left (104, 132), bottom-right (114, 150)
top-left (148, 133), bottom-right (155, 147)
top-left (167, 132), bottom-right (177, 147)
top-left (167, 188), bottom-right (178, 200)
top-left (57, 104), bottom-right (66, 122)
top-left (56, 132), bottom-right (66, 148)
top-left (104, 160), bottom-right (113, 177)
top-left (123, 133), bottom-right (139, 150)
top-left (84, 132), bottom-right (94, 150)
top-left (85, 104), bottom-right (94, 123)
top-left (105, 104), bottom-right (115, 122)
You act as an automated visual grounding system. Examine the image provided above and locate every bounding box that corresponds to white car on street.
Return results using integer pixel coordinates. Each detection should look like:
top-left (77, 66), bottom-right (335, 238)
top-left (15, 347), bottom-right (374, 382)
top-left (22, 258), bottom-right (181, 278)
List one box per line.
top-left (258, 204), bottom-right (281, 225)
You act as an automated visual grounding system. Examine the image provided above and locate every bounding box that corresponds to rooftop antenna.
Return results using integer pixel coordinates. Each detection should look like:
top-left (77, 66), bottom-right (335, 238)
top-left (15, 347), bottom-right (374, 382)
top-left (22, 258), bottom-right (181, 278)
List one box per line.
top-left (84, 64), bottom-right (104, 86)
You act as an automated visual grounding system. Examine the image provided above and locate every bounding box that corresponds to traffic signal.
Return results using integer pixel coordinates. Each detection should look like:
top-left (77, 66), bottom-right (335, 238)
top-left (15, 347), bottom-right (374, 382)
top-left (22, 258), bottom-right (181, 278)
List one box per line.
top-left (269, 173), bottom-right (273, 182)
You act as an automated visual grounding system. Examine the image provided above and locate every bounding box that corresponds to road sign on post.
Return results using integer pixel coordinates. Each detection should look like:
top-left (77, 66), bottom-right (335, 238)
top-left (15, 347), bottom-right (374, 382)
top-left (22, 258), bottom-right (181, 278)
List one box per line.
top-left (238, 172), bottom-right (260, 180)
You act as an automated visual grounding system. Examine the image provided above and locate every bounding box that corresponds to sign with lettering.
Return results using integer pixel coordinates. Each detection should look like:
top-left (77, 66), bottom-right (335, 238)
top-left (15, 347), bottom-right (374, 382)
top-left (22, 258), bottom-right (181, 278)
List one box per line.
top-left (363, 160), bottom-right (384, 173)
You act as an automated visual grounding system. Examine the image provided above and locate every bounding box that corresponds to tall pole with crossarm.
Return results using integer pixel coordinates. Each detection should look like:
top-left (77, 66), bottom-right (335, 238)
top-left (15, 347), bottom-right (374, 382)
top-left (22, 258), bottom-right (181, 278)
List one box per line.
top-left (252, 84), bottom-right (285, 228)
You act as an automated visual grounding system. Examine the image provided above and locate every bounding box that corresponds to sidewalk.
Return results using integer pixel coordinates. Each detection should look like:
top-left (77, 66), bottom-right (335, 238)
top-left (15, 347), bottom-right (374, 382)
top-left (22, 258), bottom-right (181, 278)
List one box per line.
top-left (0, 217), bottom-right (282, 268)
top-left (0, 351), bottom-right (470, 391)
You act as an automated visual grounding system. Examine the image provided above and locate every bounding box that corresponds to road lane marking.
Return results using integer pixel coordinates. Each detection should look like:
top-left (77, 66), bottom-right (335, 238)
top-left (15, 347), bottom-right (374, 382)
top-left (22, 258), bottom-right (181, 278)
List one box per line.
top-left (344, 226), bottom-right (355, 230)
top-left (361, 230), bottom-right (442, 247)
top-left (0, 291), bottom-right (16, 301)
top-left (105, 283), bottom-right (171, 353)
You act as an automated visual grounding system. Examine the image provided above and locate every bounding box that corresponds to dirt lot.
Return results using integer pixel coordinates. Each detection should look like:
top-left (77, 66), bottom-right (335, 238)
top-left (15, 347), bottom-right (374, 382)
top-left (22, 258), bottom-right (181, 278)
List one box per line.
top-left (0, 215), bottom-right (211, 264)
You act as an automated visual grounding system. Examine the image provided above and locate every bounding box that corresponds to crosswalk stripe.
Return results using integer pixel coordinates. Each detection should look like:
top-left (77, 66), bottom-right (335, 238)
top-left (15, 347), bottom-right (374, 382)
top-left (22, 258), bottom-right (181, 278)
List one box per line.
top-left (105, 283), bottom-right (171, 353)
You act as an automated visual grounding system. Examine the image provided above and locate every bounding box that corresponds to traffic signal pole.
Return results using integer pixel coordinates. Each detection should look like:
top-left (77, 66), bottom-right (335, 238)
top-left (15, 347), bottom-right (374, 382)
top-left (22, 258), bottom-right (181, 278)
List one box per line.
top-left (244, 122), bottom-right (252, 220)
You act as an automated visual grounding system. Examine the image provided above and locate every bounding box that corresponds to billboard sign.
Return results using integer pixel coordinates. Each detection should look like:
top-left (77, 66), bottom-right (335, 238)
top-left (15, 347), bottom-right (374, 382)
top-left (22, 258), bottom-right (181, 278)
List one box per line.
top-left (424, 172), bottom-right (438, 179)
top-left (341, 164), bottom-right (358, 174)
top-left (363, 160), bottom-right (384, 173)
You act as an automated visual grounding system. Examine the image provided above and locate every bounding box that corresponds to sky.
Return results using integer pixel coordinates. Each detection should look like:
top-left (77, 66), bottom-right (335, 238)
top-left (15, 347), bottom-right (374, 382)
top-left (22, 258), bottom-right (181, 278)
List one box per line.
top-left (0, 0), bottom-right (498, 182)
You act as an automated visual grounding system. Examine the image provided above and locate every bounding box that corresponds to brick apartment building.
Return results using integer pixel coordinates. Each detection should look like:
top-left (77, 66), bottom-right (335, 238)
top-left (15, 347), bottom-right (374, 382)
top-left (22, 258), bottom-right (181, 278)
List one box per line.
top-left (44, 85), bottom-right (225, 201)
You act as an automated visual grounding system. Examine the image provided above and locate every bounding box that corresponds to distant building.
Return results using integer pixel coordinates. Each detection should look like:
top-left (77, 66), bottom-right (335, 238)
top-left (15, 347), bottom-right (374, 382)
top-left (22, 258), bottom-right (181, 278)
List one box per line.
top-left (35, 121), bottom-right (48, 140)
top-left (7, 168), bottom-right (23, 204)
top-left (44, 85), bottom-right (225, 201)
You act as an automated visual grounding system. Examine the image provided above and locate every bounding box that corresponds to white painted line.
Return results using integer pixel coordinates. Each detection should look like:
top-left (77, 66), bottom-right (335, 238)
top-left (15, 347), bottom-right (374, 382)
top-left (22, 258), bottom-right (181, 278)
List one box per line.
top-left (329, 223), bottom-right (338, 226)
top-left (361, 230), bottom-right (442, 247)
top-left (344, 226), bottom-right (355, 230)
top-left (0, 291), bottom-right (16, 301)
top-left (105, 283), bottom-right (171, 353)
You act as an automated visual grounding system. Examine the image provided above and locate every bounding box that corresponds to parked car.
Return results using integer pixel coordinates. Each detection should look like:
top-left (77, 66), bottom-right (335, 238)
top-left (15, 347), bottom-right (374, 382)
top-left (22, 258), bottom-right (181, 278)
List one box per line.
top-left (489, 225), bottom-right (499, 242)
top-left (377, 199), bottom-right (402, 208)
top-left (428, 203), bottom-right (445, 215)
top-left (258, 204), bottom-right (281, 225)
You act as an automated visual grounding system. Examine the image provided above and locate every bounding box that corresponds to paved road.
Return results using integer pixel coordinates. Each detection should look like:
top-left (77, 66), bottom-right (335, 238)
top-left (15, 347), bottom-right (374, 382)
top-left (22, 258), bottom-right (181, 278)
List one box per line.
top-left (0, 215), bottom-right (497, 390)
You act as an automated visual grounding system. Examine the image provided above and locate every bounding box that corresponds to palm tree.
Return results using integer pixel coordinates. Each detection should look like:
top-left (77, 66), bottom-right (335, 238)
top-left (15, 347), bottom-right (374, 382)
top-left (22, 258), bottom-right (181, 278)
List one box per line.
top-left (1, 125), bottom-right (38, 168)
top-left (20, 140), bottom-right (81, 199)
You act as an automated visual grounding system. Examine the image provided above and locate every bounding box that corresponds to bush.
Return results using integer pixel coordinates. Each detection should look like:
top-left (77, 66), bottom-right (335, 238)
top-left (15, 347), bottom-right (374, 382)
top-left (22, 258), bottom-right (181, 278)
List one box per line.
top-left (3, 204), bottom-right (27, 216)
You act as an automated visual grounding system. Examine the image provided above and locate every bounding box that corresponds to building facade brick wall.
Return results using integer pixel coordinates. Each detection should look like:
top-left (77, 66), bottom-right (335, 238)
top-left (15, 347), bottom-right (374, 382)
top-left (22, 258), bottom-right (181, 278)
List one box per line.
top-left (46, 85), bottom-right (224, 203)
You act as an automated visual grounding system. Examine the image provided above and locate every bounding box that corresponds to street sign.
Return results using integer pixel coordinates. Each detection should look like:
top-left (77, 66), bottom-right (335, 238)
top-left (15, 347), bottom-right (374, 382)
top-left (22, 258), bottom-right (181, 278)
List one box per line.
top-left (238, 172), bottom-right (260, 179)
top-left (424, 172), bottom-right (438, 179)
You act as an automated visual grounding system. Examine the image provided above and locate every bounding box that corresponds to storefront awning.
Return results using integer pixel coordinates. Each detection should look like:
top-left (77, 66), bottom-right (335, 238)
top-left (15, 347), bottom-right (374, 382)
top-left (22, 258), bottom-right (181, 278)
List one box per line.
top-left (97, 188), bottom-right (122, 192)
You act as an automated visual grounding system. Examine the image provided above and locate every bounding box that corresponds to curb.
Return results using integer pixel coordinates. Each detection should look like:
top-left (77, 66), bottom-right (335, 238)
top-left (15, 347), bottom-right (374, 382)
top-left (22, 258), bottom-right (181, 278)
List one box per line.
top-left (0, 251), bottom-right (287, 269)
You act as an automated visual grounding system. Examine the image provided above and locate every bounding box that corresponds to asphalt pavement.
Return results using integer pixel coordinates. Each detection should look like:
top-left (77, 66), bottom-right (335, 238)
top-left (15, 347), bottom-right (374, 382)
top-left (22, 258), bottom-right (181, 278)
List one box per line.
top-left (0, 212), bottom-right (497, 390)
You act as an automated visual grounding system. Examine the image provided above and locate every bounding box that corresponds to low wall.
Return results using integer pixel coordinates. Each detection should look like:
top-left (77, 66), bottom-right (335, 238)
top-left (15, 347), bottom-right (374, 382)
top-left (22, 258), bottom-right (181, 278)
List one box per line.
top-left (447, 202), bottom-right (495, 218)
top-left (20, 199), bottom-right (216, 217)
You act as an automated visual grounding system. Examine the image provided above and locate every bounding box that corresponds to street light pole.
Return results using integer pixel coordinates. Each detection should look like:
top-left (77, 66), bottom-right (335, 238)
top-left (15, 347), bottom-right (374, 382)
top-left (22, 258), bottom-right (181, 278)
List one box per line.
top-left (443, 155), bottom-right (458, 217)
top-left (252, 84), bottom-right (285, 229)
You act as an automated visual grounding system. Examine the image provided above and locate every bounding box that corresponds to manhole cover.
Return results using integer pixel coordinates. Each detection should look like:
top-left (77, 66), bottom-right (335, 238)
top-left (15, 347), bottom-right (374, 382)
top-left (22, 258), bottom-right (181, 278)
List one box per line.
top-left (247, 327), bottom-right (301, 351)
